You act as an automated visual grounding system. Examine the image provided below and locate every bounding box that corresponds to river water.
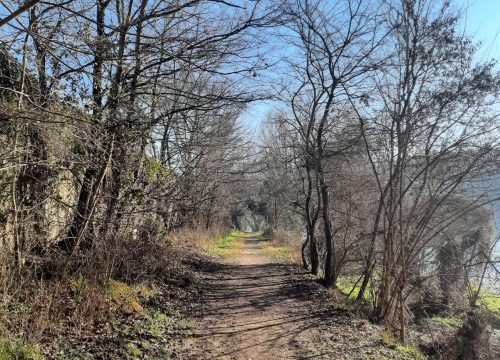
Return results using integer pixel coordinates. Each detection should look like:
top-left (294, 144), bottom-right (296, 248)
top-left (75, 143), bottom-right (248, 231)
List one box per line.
top-left (471, 175), bottom-right (500, 288)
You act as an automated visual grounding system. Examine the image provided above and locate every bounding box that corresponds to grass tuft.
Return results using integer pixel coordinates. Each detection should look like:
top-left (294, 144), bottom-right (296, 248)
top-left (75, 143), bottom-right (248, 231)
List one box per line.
top-left (108, 280), bottom-right (144, 315)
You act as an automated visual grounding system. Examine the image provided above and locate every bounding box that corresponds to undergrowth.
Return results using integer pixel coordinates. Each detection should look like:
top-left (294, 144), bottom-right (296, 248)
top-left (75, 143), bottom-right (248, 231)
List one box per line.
top-left (0, 225), bottom-right (220, 358)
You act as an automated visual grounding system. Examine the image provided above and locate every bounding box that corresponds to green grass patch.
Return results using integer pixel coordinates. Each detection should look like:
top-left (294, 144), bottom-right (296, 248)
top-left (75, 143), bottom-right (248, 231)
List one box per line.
top-left (336, 273), bottom-right (380, 300)
top-left (118, 309), bottom-right (178, 359)
top-left (146, 311), bottom-right (172, 338)
top-left (428, 315), bottom-right (462, 328)
top-left (476, 288), bottom-right (500, 329)
top-left (336, 275), bottom-right (367, 300)
top-left (231, 230), bottom-right (262, 238)
top-left (304, 273), bottom-right (322, 280)
top-left (214, 234), bottom-right (236, 250)
top-left (0, 340), bottom-right (44, 360)
top-left (394, 344), bottom-right (427, 360)
top-left (379, 330), bottom-right (426, 359)
top-left (130, 310), bottom-right (173, 339)
top-left (209, 231), bottom-right (244, 258)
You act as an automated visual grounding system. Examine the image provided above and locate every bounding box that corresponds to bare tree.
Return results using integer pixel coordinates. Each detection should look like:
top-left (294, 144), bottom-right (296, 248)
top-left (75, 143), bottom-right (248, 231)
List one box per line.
top-left (347, 0), bottom-right (500, 342)
top-left (280, 0), bottom-right (386, 287)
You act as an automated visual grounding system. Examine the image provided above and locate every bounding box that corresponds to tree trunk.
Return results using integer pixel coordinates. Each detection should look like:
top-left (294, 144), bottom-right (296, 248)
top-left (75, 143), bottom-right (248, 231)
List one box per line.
top-left (320, 175), bottom-right (336, 288)
top-left (357, 193), bottom-right (386, 300)
top-left (61, 0), bottom-right (107, 251)
top-left (63, 167), bottom-right (97, 251)
top-left (301, 233), bottom-right (309, 269)
top-left (309, 225), bottom-right (319, 275)
top-left (304, 165), bottom-right (319, 275)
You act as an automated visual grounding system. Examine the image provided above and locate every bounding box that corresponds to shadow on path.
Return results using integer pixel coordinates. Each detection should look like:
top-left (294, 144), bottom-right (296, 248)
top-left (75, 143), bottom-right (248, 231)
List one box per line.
top-left (185, 236), bottom-right (333, 360)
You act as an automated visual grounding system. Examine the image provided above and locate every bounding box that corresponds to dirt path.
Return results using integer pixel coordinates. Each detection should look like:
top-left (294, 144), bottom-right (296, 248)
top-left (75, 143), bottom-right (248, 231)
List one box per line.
top-left (186, 235), bottom-right (319, 359)
top-left (180, 234), bottom-right (406, 360)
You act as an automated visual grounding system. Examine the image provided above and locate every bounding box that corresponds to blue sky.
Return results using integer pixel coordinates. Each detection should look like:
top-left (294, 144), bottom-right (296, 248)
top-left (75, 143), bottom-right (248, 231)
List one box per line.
top-left (463, 0), bottom-right (500, 58)
top-left (240, 0), bottom-right (500, 132)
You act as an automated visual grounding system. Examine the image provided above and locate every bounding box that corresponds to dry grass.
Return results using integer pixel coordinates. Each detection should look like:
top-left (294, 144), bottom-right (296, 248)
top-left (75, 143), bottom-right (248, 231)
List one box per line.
top-left (262, 229), bottom-right (302, 264)
top-left (0, 225), bottom-right (202, 355)
top-left (0, 245), bottom-right (117, 346)
top-left (0, 225), bottom-right (237, 358)
top-left (170, 226), bottom-right (227, 251)
top-left (171, 227), bottom-right (248, 259)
